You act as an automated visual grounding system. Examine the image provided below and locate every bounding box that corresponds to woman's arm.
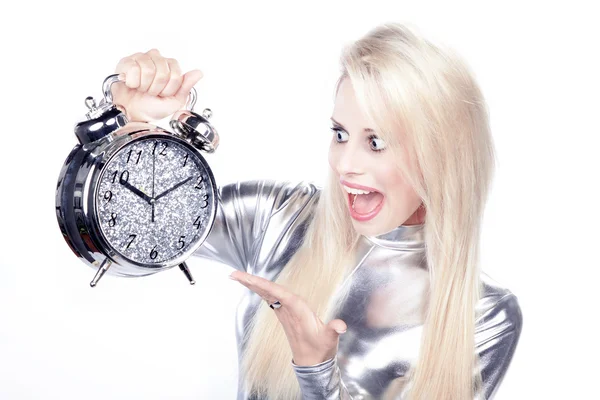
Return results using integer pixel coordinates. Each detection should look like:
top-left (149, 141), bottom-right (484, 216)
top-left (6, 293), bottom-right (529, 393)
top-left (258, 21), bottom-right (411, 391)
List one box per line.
top-left (110, 51), bottom-right (323, 275)
top-left (193, 179), bottom-right (320, 273)
top-left (292, 356), bottom-right (353, 399)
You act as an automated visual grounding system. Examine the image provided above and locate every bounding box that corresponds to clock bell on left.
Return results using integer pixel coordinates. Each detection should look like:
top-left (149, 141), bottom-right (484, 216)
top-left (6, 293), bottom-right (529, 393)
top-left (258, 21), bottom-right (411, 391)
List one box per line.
top-left (55, 74), bottom-right (220, 287)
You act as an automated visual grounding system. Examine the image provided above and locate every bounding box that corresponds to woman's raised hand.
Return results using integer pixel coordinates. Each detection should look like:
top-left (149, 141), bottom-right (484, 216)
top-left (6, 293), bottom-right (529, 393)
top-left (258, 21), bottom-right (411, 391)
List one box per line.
top-left (111, 49), bottom-right (204, 122)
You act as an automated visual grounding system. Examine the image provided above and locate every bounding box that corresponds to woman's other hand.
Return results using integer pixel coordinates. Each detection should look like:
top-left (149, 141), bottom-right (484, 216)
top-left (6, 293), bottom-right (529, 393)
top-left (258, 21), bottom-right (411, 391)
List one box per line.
top-left (229, 271), bottom-right (348, 366)
top-left (112, 48), bottom-right (204, 122)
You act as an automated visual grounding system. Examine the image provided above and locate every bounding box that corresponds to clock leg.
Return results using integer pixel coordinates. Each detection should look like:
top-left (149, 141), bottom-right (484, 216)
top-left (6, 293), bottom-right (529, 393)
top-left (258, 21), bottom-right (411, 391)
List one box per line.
top-left (179, 262), bottom-right (195, 285)
top-left (90, 258), bottom-right (112, 288)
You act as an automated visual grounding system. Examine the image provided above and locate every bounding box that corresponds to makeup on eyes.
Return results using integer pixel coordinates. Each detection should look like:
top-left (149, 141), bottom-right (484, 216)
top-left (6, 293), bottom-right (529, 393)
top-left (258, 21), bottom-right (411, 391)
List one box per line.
top-left (329, 125), bottom-right (386, 152)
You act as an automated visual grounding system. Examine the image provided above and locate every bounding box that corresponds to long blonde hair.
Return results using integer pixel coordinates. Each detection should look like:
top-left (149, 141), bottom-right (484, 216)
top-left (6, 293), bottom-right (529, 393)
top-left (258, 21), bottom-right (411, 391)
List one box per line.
top-left (240, 22), bottom-right (496, 400)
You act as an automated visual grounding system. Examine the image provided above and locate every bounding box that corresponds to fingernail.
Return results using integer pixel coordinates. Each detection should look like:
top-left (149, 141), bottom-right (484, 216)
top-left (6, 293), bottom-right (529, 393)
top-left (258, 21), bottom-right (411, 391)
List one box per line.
top-left (118, 73), bottom-right (126, 81)
top-left (229, 274), bottom-right (237, 281)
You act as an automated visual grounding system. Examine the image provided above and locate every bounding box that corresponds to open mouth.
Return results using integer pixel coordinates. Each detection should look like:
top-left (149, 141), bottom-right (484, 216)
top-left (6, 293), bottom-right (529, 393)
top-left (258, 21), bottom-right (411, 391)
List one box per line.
top-left (342, 183), bottom-right (385, 220)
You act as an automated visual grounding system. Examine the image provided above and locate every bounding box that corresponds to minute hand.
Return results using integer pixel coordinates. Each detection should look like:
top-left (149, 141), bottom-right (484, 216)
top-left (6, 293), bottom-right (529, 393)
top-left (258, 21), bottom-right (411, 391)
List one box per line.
top-left (154, 177), bottom-right (193, 201)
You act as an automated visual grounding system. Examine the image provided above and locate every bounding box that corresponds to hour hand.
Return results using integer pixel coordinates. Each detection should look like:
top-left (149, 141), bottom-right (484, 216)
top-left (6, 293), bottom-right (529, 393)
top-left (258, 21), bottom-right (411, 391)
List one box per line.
top-left (154, 177), bottom-right (193, 201)
top-left (120, 180), bottom-right (153, 204)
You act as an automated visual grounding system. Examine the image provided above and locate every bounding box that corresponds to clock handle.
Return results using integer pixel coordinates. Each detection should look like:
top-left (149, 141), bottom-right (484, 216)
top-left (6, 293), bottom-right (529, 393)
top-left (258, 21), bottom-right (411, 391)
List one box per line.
top-left (185, 87), bottom-right (198, 111)
top-left (101, 74), bottom-right (197, 110)
top-left (179, 262), bottom-right (196, 285)
top-left (102, 74), bottom-right (122, 105)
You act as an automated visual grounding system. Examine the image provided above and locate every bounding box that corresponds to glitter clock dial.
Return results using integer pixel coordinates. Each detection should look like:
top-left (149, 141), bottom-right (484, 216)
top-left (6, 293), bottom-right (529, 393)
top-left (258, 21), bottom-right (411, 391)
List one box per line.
top-left (95, 136), bottom-right (213, 265)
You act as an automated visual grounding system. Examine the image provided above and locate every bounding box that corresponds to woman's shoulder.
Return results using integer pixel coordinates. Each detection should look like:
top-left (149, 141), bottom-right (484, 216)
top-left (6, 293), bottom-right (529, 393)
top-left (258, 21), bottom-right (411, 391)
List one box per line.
top-left (476, 272), bottom-right (523, 342)
top-left (479, 272), bottom-right (518, 303)
top-left (474, 272), bottom-right (523, 397)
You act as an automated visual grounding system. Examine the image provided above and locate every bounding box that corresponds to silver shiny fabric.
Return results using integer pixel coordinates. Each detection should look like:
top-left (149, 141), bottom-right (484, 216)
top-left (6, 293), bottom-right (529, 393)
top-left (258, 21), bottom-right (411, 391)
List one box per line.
top-left (193, 180), bottom-right (522, 399)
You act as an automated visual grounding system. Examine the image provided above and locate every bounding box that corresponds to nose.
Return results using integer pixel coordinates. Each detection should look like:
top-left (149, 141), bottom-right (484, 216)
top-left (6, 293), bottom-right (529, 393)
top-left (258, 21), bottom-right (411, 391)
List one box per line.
top-left (332, 138), bottom-right (365, 177)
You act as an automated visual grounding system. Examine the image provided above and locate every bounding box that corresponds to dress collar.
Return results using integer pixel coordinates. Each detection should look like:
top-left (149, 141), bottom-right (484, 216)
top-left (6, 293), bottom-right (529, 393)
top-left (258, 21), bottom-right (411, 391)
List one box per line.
top-left (364, 223), bottom-right (426, 250)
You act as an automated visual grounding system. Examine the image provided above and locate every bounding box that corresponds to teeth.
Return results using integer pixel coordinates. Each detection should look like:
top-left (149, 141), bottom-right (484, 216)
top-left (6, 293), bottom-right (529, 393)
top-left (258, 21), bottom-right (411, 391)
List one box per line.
top-left (342, 185), bottom-right (372, 195)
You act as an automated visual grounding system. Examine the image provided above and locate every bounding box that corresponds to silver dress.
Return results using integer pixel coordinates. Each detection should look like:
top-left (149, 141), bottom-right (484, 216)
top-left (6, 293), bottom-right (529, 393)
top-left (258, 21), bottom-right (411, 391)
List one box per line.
top-left (193, 180), bottom-right (522, 400)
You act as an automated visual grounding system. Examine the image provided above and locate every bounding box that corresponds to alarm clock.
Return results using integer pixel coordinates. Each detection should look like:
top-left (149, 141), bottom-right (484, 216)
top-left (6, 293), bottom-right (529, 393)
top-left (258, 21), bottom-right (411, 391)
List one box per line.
top-left (56, 74), bottom-right (220, 287)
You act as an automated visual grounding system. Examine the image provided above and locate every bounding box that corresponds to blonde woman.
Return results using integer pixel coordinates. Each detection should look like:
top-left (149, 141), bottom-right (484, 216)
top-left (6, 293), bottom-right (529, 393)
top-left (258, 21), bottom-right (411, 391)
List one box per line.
top-left (112, 22), bottom-right (522, 400)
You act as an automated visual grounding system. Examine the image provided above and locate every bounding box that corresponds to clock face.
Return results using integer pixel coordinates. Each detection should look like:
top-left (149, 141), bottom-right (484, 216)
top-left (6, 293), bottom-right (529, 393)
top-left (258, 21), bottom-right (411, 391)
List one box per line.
top-left (95, 136), bottom-right (214, 265)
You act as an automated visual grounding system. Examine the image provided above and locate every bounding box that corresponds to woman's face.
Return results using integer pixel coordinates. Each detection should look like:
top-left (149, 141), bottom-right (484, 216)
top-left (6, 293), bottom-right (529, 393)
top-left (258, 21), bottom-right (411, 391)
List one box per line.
top-left (328, 77), bottom-right (424, 237)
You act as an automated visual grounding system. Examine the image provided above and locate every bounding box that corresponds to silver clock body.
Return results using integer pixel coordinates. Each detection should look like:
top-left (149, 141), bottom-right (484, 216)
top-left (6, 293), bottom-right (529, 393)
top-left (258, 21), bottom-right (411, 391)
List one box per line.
top-left (56, 123), bottom-right (218, 278)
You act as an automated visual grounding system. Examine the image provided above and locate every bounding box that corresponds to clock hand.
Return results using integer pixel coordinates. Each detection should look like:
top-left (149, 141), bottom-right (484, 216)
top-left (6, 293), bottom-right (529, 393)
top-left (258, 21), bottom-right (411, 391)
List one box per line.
top-left (120, 180), bottom-right (153, 204)
top-left (154, 177), bottom-right (193, 201)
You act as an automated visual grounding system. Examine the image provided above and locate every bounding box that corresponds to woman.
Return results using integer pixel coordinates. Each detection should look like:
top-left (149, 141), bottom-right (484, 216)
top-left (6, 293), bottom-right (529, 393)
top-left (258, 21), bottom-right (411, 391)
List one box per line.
top-left (112, 22), bottom-right (522, 400)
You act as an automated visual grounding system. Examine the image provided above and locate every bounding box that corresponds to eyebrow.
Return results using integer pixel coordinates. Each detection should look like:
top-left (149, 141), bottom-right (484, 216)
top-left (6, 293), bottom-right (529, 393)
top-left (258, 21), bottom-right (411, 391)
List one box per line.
top-left (330, 117), bottom-right (375, 133)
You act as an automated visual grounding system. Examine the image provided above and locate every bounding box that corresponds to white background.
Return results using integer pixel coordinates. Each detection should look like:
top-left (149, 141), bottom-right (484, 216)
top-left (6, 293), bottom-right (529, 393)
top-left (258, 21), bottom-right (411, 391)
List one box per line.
top-left (0, 1), bottom-right (598, 399)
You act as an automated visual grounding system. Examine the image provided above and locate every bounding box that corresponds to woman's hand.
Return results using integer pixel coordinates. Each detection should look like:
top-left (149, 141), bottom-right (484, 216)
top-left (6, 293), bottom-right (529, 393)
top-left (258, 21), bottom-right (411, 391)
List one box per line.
top-left (229, 271), bottom-right (348, 366)
top-left (111, 48), bottom-right (204, 122)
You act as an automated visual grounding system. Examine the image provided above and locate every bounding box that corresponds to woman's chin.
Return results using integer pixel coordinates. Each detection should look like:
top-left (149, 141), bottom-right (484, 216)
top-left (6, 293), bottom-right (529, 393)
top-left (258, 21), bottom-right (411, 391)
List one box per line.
top-left (350, 208), bottom-right (413, 237)
top-left (350, 214), bottom-right (387, 237)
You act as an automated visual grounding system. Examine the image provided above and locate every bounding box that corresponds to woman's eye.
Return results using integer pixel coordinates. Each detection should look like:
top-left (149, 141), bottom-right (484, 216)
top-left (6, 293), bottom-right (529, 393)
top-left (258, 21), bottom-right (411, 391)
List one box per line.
top-left (331, 128), bottom-right (349, 143)
top-left (369, 136), bottom-right (387, 152)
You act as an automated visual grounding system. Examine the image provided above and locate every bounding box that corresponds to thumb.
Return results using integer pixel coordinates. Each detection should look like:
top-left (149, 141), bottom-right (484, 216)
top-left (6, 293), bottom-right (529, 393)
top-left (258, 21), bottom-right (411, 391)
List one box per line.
top-left (327, 319), bottom-right (347, 335)
top-left (175, 69), bottom-right (204, 104)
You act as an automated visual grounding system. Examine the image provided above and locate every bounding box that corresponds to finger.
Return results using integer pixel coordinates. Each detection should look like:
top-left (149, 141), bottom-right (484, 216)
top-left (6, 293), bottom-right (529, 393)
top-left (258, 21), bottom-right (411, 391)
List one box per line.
top-left (115, 54), bottom-right (142, 90)
top-left (175, 69), bottom-right (204, 104)
top-left (327, 319), bottom-right (347, 335)
top-left (239, 278), bottom-right (281, 305)
top-left (147, 49), bottom-right (170, 96)
top-left (231, 272), bottom-right (291, 303)
top-left (132, 51), bottom-right (156, 93)
top-left (159, 58), bottom-right (183, 97)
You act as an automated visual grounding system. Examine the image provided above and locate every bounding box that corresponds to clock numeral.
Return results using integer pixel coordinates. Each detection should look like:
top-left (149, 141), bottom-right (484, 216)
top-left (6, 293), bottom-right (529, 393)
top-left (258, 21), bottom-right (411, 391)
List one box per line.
top-left (200, 194), bottom-right (209, 209)
top-left (111, 170), bottom-right (129, 184)
top-left (104, 190), bottom-right (113, 203)
top-left (108, 213), bottom-right (117, 227)
top-left (150, 245), bottom-right (158, 260)
top-left (193, 216), bottom-right (202, 229)
top-left (153, 142), bottom-right (168, 156)
top-left (119, 170), bottom-right (129, 184)
top-left (159, 143), bottom-right (168, 155)
top-left (194, 176), bottom-right (204, 189)
top-left (127, 149), bottom-right (142, 164)
top-left (178, 236), bottom-right (186, 249)
top-left (125, 234), bottom-right (137, 250)
top-left (183, 154), bottom-right (189, 167)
